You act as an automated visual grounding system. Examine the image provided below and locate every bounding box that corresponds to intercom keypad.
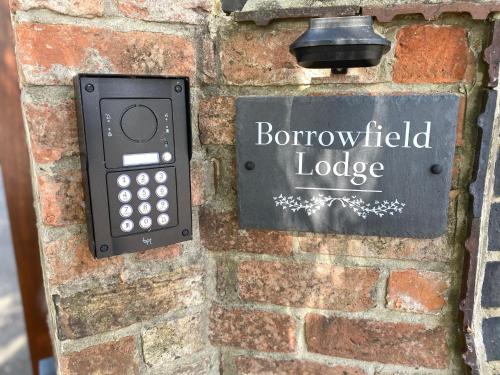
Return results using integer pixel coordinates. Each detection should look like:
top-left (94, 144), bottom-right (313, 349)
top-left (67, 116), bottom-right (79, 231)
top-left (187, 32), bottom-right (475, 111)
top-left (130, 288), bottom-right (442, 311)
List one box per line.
top-left (74, 75), bottom-right (192, 258)
top-left (107, 167), bottom-right (178, 237)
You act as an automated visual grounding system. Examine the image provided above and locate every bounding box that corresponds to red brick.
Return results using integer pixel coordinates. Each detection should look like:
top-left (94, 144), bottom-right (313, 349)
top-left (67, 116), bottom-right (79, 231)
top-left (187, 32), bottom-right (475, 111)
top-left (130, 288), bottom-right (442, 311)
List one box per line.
top-left (200, 208), bottom-right (292, 256)
top-left (133, 244), bottom-right (182, 262)
top-left (117, 0), bottom-right (211, 24)
top-left (386, 269), bottom-right (449, 314)
top-left (59, 337), bottom-right (139, 375)
top-left (235, 357), bottom-right (366, 375)
top-left (11, 0), bottom-right (103, 17)
top-left (209, 306), bottom-right (295, 352)
top-left (24, 99), bottom-right (78, 164)
top-left (38, 169), bottom-right (85, 226)
top-left (393, 25), bottom-right (472, 83)
top-left (44, 233), bottom-right (123, 286)
top-left (220, 27), bottom-right (329, 85)
top-left (298, 233), bottom-right (450, 262)
top-left (238, 261), bottom-right (378, 311)
top-left (191, 160), bottom-right (209, 206)
top-left (305, 314), bottom-right (448, 369)
top-left (198, 96), bottom-right (235, 145)
top-left (15, 23), bottom-right (195, 85)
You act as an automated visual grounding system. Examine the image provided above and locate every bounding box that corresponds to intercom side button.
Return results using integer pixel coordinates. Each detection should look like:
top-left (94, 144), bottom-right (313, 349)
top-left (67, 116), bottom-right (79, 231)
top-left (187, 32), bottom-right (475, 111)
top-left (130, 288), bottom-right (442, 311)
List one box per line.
top-left (162, 152), bottom-right (173, 163)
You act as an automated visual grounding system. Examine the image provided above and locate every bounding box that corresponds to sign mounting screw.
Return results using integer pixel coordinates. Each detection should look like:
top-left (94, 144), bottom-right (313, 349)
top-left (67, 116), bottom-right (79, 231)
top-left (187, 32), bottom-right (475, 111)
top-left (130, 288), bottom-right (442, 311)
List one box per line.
top-left (85, 83), bottom-right (95, 92)
top-left (244, 161), bottom-right (255, 170)
top-left (430, 164), bottom-right (443, 175)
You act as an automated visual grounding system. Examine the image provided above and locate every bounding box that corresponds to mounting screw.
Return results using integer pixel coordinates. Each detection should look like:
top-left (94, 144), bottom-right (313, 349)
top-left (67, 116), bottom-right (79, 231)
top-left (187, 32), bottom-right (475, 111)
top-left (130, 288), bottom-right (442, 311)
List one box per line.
top-left (99, 244), bottom-right (109, 253)
top-left (85, 83), bottom-right (95, 92)
top-left (175, 85), bottom-right (183, 93)
top-left (182, 229), bottom-right (190, 236)
top-left (430, 164), bottom-right (443, 175)
top-left (244, 161), bottom-right (255, 170)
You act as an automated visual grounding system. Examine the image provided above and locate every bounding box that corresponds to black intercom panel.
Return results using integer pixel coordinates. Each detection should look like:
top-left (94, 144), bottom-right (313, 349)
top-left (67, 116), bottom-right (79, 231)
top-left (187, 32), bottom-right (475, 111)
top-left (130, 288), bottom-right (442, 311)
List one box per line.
top-left (74, 74), bottom-right (192, 258)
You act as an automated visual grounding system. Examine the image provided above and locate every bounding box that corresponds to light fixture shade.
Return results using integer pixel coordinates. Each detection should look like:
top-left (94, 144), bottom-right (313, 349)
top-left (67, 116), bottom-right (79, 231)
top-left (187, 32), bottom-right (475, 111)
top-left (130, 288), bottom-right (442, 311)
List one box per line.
top-left (290, 16), bottom-right (391, 69)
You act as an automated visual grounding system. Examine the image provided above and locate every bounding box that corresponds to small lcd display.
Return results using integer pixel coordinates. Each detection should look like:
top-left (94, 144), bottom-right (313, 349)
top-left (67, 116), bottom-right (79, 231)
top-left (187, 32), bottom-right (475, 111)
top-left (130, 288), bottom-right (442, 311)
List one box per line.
top-left (123, 152), bottom-right (160, 166)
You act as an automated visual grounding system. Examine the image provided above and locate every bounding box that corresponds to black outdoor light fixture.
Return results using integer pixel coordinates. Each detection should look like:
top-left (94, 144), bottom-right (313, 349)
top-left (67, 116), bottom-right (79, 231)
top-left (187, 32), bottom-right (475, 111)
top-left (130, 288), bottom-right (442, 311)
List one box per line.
top-left (290, 16), bottom-right (391, 74)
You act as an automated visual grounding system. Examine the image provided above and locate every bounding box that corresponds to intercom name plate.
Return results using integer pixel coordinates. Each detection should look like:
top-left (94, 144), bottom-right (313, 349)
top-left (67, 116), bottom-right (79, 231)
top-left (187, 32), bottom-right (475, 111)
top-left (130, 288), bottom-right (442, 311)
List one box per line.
top-left (74, 75), bottom-right (192, 258)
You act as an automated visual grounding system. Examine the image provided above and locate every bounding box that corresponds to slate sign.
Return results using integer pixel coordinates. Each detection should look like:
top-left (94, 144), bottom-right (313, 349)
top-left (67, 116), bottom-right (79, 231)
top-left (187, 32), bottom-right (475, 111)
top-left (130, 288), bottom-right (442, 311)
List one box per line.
top-left (236, 95), bottom-right (460, 238)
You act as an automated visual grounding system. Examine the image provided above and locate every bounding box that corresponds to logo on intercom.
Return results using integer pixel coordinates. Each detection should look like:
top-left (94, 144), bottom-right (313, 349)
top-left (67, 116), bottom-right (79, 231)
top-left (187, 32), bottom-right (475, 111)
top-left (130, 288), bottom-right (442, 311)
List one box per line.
top-left (142, 237), bottom-right (152, 246)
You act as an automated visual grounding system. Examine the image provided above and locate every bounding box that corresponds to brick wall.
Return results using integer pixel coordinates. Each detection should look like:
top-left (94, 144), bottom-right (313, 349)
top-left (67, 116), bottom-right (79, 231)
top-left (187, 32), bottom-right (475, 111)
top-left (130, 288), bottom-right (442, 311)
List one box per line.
top-left (8, 1), bottom-right (492, 374)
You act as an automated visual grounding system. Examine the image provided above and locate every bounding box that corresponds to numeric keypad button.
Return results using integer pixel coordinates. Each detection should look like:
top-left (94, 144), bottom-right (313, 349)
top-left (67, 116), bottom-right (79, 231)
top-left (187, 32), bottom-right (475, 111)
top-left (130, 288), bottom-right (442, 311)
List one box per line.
top-left (120, 219), bottom-right (134, 232)
top-left (155, 171), bottom-right (167, 183)
top-left (139, 216), bottom-right (152, 229)
top-left (155, 185), bottom-right (168, 198)
top-left (157, 213), bottom-right (170, 226)
top-left (138, 202), bottom-right (151, 215)
top-left (156, 199), bottom-right (169, 212)
top-left (117, 174), bottom-right (131, 188)
top-left (136, 172), bottom-right (149, 186)
top-left (137, 187), bottom-right (150, 200)
top-left (119, 204), bottom-right (133, 218)
top-left (118, 189), bottom-right (132, 203)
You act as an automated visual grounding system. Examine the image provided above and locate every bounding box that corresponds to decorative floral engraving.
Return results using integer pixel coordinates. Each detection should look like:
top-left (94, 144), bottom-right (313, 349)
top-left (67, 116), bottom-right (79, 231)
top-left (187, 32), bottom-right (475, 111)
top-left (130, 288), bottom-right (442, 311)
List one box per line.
top-left (273, 194), bottom-right (405, 219)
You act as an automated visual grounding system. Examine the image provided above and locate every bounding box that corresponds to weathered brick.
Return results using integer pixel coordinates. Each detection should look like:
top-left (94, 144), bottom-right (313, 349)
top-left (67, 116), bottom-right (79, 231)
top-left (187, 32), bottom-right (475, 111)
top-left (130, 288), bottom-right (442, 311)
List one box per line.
top-left (298, 233), bottom-right (450, 262)
top-left (38, 169), bottom-right (85, 226)
top-left (200, 208), bottom-right (292, 256)
top-left (116, 0), bottom-right (211, 24)
top-left (198, 96), bottom-right (235, 145)
top-left (11, 0), bottom-right (103, 17)
top-left (24, 99), bottom-right (78, 164)
top-left (393, 25), bottom-right (473, 84)
top-left (59, 337), bottom-right (139, 375)
top-left (235, 357), bottom-right (366, 375)
top-left (220, 27), bottom-right (329, 85)
top-left (44, 233), bottom-right (123, 286)
top-left (209, 306), bottom-right (295, 352)
top-left (142, 314), bottom-right (203, 367)
top-left (238, 261), bottom-right (378, 311)
top-left (164, 358), bottom-right (213, 375)
top-left (55, 266), bottom-right (204, 339)
top-left (191, 160), bottom-right (209, 206)
top-left (386, 269), bottom-right (448, 314)
top-left (133, 244), bottom-right (182, 262)
top-left (15, 23), bottom-right (195, 85)
top-left (305, 314), bottom-right (448, 369)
